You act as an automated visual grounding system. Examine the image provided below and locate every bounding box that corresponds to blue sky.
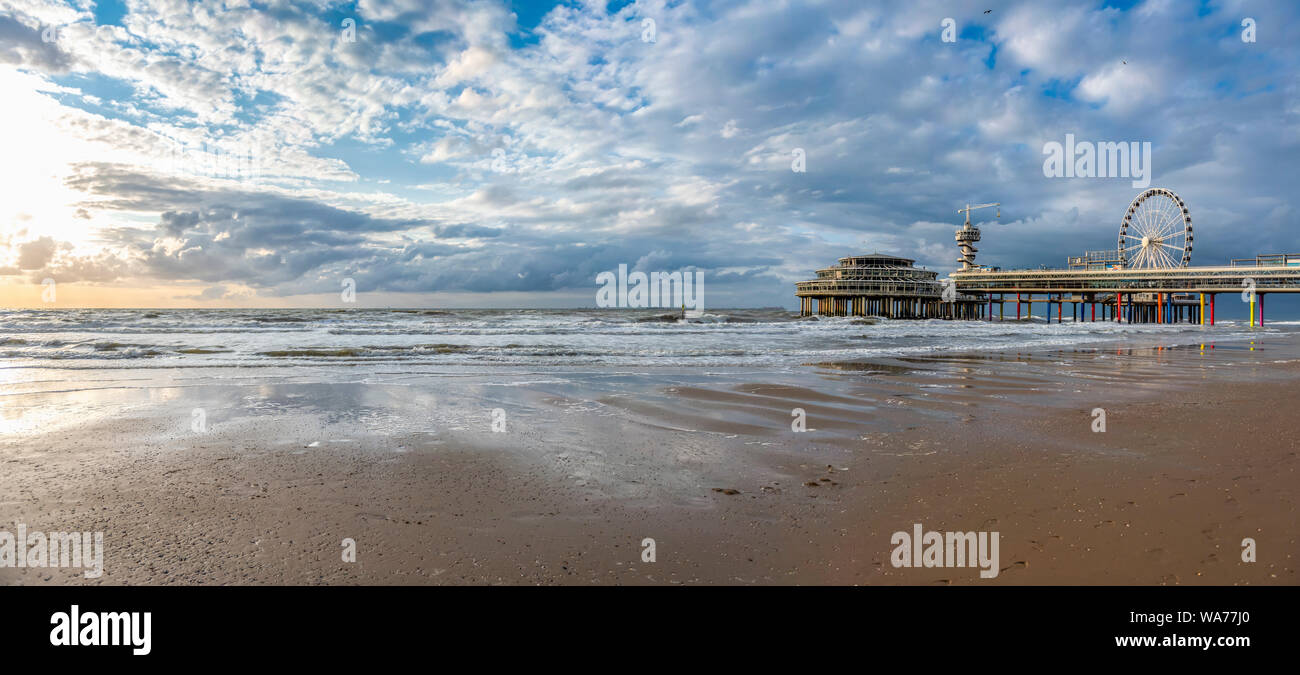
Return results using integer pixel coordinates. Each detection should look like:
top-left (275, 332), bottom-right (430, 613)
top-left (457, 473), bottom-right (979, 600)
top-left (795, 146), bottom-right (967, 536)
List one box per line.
top-left (0, 0), bottom-right (1297, 308)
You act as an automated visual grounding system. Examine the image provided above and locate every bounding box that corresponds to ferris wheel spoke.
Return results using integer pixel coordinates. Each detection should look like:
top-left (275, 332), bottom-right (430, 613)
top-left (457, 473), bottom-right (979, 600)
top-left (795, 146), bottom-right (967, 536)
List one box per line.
top-left (1150, 246), bottom-right (1169, 268)
top-left (1135, 207), bottom-right (1154, 236)
top-left (1160, 198), bottom-right (1180, 228)
top-left (1131, 207), bottom-right (1147, 235)
top-left (1158, 209), bottom-right (1184, 238)
top-left (1149, 211), bottom-right (1169, 238)
top-left (1154, 209), bottom-right (1179, 238)
top-left (1145, 202), bottom-right (1166, 234)
top-left (1166, 209), bottom-right (1185, 235)
top-left (1149, 200), bottom-right (1170, 232)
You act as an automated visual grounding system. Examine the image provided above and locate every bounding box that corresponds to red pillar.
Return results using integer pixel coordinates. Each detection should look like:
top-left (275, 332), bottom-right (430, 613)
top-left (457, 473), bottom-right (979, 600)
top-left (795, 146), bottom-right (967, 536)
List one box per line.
top-left (1091, 302), bottom-right (1095, 322)
top-left (1210, 294), bottom-right (1215, 325)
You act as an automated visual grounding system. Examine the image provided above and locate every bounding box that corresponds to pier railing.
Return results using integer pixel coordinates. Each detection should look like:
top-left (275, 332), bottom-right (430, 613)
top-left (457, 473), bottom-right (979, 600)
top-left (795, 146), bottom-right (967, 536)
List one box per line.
top-left (795, 279), bottom-right (944, 297)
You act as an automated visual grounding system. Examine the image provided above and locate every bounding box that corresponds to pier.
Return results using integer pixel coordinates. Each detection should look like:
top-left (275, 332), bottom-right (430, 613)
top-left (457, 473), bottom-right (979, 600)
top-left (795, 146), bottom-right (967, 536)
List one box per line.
top-left (952, 259), bottom-right (1300, 325)
top-left (795, 253), bottom-right (988, 319)
top-left (945, 189), bottom-right (1298, 325)
top-left (796, 189), bottom-right (1298, 324)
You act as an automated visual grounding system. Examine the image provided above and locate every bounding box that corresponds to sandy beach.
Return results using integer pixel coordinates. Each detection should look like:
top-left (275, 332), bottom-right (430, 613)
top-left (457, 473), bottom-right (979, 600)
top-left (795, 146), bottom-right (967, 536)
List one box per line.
top-left (2, 319), bottom-right (1295, 586)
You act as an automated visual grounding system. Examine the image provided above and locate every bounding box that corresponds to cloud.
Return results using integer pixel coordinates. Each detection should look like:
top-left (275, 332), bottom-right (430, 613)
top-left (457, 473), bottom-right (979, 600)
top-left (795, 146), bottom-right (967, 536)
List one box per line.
top-left (175, 284), bottom-right (231, 301)
top-left (0, 0), bottom-right (1296, 307)
top-left (0, 14), bottom-right (76, 73)
top-left (16, 236), bottom-right (60, 269)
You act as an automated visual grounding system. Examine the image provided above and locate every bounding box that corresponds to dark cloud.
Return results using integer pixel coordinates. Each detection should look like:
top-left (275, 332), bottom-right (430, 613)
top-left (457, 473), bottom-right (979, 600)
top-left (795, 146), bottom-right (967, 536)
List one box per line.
top-left (0, 14), bottom-right (75, 72)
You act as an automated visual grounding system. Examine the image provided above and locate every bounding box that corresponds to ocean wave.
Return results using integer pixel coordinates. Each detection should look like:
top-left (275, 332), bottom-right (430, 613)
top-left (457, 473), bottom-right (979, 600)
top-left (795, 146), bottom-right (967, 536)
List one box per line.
top-left (0, 308), bottom-right (1292, 369)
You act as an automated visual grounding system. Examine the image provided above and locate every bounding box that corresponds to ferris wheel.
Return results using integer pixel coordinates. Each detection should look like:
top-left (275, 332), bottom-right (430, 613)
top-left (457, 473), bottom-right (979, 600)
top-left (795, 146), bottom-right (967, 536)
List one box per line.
top-left (1118, 188), bottom-right (1193, 269)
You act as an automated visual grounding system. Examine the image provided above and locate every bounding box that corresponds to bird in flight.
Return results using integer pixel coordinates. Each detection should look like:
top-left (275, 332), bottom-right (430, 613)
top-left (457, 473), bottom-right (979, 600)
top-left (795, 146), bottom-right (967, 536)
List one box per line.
top-left (984, 9), bottom-right (992, 14)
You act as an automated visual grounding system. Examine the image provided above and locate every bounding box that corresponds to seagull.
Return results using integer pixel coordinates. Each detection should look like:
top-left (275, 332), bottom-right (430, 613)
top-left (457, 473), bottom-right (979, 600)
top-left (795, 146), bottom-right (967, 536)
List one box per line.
top-left (984, 9), bottom-right (992, 14)
top-left (1122, 60), bottom-right (1127, 65)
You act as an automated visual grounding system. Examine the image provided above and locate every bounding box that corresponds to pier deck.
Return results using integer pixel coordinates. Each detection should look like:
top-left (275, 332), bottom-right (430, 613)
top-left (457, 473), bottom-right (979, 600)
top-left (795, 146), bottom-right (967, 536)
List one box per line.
top-left (950, 264), bottom-right (1300, 325)
top-left (951, 264), bottom-right (1300, 294)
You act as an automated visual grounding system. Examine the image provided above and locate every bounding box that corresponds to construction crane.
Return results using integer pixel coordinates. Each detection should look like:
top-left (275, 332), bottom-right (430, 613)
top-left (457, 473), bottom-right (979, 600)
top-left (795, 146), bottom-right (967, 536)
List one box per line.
top-left (955, 202), bottom-right (1000, 271)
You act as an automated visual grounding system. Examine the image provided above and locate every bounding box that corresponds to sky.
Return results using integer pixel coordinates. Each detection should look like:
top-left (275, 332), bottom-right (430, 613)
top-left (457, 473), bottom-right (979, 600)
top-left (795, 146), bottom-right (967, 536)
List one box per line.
top-left (0, 0), bottom-right (1297, 309)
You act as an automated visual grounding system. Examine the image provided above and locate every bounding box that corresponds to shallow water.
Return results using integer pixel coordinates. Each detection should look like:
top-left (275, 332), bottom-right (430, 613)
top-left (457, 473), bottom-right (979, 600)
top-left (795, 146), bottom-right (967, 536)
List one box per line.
top-left (1, 307), bottom-right (1291, 372)
top-left (2, 307), bottom-right (1297, 442)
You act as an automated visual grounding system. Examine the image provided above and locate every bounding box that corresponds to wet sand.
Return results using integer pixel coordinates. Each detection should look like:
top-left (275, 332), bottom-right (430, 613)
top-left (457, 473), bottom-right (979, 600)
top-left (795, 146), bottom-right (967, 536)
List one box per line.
top-left (0, 340), bottom-right (1296, 585)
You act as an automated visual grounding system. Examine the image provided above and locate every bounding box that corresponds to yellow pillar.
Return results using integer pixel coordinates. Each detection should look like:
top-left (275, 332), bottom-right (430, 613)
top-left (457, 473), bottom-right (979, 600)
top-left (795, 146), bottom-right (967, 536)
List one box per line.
top-left (1250, 295), bottom-right (1255, 327)
top-left (1199, 293), bottom-right (1204, 326)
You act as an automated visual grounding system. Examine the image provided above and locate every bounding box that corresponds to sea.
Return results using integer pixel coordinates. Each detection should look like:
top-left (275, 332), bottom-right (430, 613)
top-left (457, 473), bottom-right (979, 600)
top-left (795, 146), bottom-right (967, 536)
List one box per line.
top-left (1, 307), bottom-right (1290, 370)
top-left (2, 307), bottom-right (1298, 444)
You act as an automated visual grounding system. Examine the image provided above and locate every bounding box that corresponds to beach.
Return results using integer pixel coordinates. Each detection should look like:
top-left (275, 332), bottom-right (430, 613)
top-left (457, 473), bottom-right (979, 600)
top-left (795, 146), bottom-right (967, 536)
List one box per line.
top-left (0, 309), bottom-right (1296, 585)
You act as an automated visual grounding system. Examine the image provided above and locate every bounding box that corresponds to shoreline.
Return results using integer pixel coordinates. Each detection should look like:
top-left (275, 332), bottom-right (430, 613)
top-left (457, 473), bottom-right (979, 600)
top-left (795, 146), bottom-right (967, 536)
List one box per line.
top-left (1, 336), bottom-right (1296, 585)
